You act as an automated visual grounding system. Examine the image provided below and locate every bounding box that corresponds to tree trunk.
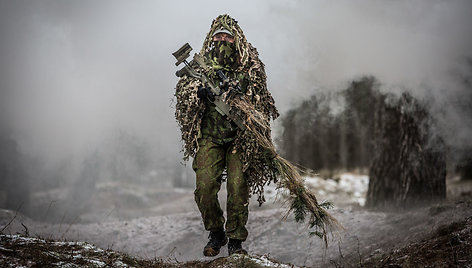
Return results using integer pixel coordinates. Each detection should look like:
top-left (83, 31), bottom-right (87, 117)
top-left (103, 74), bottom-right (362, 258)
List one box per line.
top-left (456, 154), bottom-right (472, 180)
top-left (366, 93), bottom-right (446, 209)
top-left (366, 94), bottom-right (402, 208)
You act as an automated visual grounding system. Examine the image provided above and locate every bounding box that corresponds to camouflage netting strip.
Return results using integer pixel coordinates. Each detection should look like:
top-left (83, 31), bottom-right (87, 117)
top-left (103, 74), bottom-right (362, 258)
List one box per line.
top-left (174, 76), bottom-right (203, 160)
top-left (175, 14), bottom-right (340, 244)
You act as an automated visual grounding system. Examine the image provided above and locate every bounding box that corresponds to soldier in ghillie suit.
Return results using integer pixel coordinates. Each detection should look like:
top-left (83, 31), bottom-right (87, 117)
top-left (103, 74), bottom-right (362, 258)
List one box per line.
top-left (175, 14), bottom-right (338, 257)
top-left (174, 14), bottom-right (279, 256)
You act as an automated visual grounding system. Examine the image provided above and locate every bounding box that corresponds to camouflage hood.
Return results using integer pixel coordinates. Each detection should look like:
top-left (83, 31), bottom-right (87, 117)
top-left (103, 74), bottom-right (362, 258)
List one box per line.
top-left (199, 14), bottom-right (279, 120)
top-left (201, 14), bottom-right (250, 71)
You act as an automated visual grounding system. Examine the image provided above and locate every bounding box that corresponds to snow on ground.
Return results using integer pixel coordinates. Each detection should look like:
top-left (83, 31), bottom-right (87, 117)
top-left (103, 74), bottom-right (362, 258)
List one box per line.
top-left (1, 173), bottom-right (470, 267)
top-left (0, 233), bottom-right (303, 267)
top-left (0, 234), bottom-right (130, 267)
top-left (0, 173), bottom-right (371, 267)
top-left (304, 173), bottom-right (369, 206)
top-left (2, 201), bottom-right (470, 267)
top-left (245, 255), bottom-right (295, 268)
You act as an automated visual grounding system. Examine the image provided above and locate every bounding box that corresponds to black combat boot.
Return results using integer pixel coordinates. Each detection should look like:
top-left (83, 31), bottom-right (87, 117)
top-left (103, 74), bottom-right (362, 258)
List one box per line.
top-left (228, 238), bottom-right (248, 256)
top-left (203, 230), bottom-right (228, 257)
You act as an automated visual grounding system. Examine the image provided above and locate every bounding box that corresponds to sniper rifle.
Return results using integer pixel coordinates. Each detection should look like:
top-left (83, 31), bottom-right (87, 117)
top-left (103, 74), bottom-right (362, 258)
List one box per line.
top-left (172, 43), bottom-right (245, 130)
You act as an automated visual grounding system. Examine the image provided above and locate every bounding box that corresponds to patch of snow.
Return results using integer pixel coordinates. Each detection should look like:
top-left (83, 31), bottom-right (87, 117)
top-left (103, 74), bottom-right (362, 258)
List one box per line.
top-left (112, 260), bottom-right (129, 267)
top-left (72, 253), bottom-right (82, 259)
top-left (88, 259), bottom-right (106, 267)
top-left (261, 183), bottom-right (280, 203)
top-left (1, 234), bottom-right (135, 267)
top-left (232, 255), bottom-right (298, 268)
top-left (55, 262), bottom-right (76, 268)
top-left (304, 173), bottom-right (369, 206)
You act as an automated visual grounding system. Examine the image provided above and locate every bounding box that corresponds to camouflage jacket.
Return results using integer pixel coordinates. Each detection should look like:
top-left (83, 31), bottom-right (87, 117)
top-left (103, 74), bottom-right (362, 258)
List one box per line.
top-left (200, 67), bottom-right (250, 145)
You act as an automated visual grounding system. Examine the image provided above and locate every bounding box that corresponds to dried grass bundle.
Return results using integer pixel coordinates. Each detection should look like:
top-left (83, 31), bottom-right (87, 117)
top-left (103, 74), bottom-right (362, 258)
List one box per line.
top-left (228, 95), bottom-right (342, 245)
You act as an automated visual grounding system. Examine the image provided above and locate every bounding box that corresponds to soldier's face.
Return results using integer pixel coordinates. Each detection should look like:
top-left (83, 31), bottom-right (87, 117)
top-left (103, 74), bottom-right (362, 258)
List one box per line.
top-left (213, 33), bottom-right (235, 43)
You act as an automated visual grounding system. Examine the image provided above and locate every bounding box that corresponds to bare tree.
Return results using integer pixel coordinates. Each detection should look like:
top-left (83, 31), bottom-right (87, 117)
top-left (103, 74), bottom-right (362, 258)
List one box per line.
top-left (456, 154), bottom-right (472, 180)
top-left (366, 93), bottom-right (446, 208)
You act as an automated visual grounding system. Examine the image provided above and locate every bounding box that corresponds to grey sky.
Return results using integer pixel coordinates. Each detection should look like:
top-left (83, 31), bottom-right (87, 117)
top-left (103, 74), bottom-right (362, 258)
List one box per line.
top-left (1, 0), bottom-right (471, 176)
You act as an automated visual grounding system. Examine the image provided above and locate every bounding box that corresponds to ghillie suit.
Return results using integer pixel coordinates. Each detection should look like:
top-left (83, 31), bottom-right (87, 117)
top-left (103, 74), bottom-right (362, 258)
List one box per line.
top-left (174, 14), bottom-right (339, 244)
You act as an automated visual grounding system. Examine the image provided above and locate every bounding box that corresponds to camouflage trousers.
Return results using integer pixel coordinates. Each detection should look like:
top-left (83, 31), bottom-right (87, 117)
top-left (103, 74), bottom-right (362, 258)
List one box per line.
top-left (192, 137), bottom-right (249, 241)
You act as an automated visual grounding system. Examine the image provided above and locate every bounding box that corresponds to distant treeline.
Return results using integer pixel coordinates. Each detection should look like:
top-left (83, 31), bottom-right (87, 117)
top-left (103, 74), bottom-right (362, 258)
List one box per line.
top-left (278, 76), bottom-right (472, 180)
top-left (278, 77), bottom-right (378, 174)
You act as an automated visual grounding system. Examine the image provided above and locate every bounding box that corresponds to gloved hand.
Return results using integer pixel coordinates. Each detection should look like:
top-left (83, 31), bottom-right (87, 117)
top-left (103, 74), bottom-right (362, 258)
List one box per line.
top-left (197, 86), bottom-right (215, 101)
top-left (228, 80), bottom-right (242, 94)
top-left (220, 79), bottom-right (242, 94)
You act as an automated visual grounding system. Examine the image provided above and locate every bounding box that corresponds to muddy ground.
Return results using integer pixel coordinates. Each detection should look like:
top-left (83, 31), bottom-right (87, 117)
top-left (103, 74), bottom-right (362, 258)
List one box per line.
top-left (1, 175), bottom-right (471, 267)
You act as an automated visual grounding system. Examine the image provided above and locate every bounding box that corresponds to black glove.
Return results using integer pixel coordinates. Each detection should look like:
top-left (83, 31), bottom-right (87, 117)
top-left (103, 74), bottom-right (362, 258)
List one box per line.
top-left (220, 80), bottom-right (242, 95)
top-left (197, 86), bottom-right (215, 101)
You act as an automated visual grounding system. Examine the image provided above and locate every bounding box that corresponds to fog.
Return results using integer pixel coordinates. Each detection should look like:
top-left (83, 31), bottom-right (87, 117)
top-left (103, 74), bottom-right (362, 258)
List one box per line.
top-left (1, 0), bottom-right (471, 220)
